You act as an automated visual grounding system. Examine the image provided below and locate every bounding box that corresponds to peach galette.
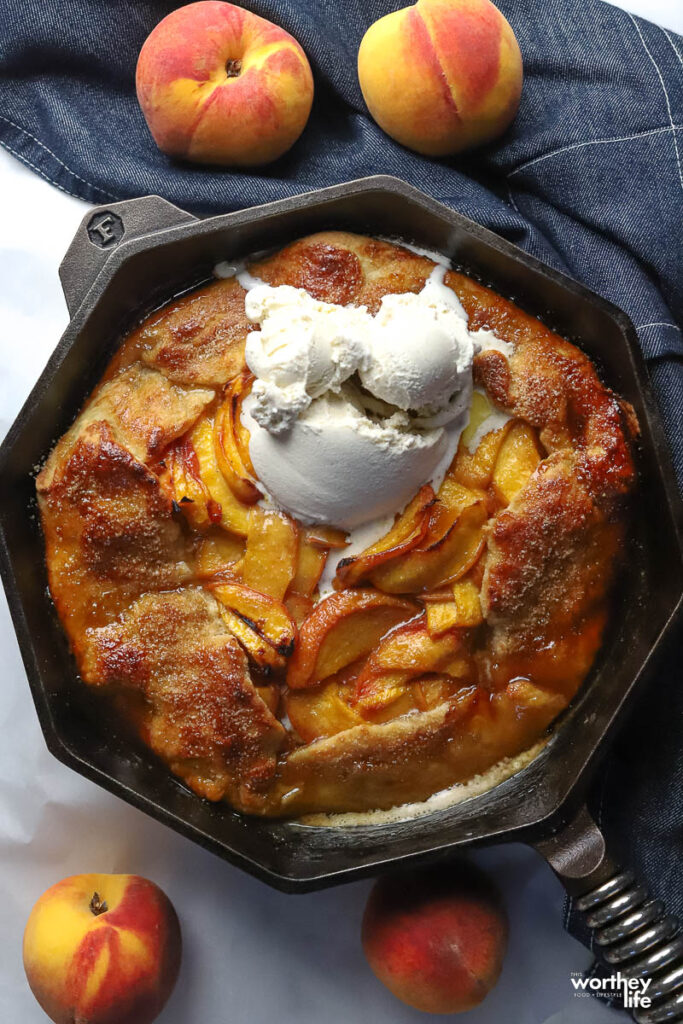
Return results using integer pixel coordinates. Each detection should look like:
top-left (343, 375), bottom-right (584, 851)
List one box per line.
top-left (37, 232), bottom-right (637, 817)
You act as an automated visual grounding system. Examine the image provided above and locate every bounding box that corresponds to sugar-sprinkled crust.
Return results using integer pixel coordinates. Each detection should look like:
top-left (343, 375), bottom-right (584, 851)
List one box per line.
top-left (37, 232), bottom-right (637, 817)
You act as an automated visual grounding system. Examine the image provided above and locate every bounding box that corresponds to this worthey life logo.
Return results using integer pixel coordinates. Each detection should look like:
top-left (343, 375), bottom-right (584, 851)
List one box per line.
top-left (570, 971), bottom-right (652, 1010)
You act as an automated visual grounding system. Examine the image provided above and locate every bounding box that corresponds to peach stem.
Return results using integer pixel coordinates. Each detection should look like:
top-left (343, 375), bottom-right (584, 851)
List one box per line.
top-left (89, 892), bottom-right (108, 916)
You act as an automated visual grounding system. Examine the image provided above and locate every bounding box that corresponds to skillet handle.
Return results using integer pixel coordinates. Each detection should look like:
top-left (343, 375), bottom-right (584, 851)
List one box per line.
top-left (59, 195), bottom-right (197, 317)
top-left (535, 805), bottom-right (683, 1022)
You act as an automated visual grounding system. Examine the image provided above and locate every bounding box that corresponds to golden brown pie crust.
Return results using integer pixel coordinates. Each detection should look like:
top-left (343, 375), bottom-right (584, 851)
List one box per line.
top-left (37, 232), bottom-right (637, 817)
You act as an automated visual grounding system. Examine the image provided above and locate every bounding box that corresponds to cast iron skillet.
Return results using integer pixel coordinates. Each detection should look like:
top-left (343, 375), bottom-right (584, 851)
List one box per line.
top-left (0, 178), bottom-right (681, 1021)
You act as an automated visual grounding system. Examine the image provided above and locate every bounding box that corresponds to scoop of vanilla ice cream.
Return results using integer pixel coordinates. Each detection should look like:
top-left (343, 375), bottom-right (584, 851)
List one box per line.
top-left (359, 270), bottom-right (474, 421)
top-left (244, 284), bottom-right (368, 435)
top-left (242, 391), bottom-right (449, 529)
top-left (240, 265), bottom-right (485, 529)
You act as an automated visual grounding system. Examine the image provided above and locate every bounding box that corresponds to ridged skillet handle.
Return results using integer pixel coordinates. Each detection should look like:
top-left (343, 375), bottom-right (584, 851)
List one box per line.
top-left (535, 806), bottom-right (683, 1022)
top-left (59, 195), bottom-right (197, 317)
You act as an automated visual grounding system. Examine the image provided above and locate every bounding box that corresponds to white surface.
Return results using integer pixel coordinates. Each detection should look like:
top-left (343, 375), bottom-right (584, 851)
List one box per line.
top-left (8, 0), bottom-right (681, 1004)
top-left (602, 0), bottom-right (683, 32)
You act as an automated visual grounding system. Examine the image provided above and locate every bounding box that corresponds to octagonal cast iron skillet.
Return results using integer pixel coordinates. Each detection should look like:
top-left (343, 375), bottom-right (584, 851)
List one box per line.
top-left (1, 178), bottom-right (682, 1021)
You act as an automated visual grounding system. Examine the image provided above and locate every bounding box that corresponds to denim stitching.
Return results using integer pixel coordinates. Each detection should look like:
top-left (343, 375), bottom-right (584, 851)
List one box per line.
top-left (508, 126), bottom-right (680, 177)
top-left (0, 114), bottom-right (118, 200)
top-left (506, 184), bottom-right (521, 215)
top-left (663, 29), bottom-right (683, 68)
top-left (637, 322), bottom-right (681, 331)
top-left (628, 14), bottom-right (683, 193)
top-left (0, 139), bottom-right (95, 203)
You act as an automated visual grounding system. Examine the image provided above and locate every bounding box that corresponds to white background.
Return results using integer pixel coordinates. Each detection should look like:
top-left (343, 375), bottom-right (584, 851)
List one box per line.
top-left (1, 2), bottom-right (679, 1020)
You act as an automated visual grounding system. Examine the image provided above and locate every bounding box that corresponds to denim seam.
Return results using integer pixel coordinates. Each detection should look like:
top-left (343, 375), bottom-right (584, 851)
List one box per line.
top-left (663, 29), bottom-right (683, 69)
top-left (508, 125), bottom-right (681, 177)
top-left (0, 138), bottom-right (98, 203)
top-left (506, 183), bottom-right (522, 215)
top-left (637, 322), bottom-right (681, 331)
top-left (628, 14), bottom-right (683, 193)
top-left (0, 114), bottom-right (118, 200)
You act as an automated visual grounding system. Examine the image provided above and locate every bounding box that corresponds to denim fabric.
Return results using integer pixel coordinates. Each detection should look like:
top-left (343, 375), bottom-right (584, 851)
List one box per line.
top-left (0, 0), bottom-right (681, 936)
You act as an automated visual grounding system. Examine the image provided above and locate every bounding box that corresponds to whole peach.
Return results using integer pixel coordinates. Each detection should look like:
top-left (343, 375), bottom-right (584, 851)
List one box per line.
top-left (362, 862), bottom-right (507, 1013)
top-left (136, 1), bottom-right (314, 166)
top-left (23, 873), bottom-right (181, 1024)
top-left (358, 0), bottom-right (522, 156)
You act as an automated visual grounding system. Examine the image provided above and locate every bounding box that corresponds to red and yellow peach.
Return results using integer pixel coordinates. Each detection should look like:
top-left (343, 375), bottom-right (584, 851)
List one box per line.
top-left (362, 862), bottom-right (507, 1013)
top-left (358, 0), bottom-right (523, 156)
top-left (23, 873), bottom-right (181, 1024)
top-left (136, 1), bottom-right (314, 166)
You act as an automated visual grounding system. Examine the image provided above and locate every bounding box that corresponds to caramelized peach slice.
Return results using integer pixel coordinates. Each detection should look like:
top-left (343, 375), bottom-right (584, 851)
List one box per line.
top-left (286, 593), bottom-right (314, 627)
top-left (359, 671), bottom-right (471, 725)
top-left (212, 581), bottom-right (296, 670)
top-left (212, 582), bottom-right (296, 653)
top-left (428, 576), bottom-right (484, 635)
top-left (352, 618), bottom-right (464, 715)
top-left (289, 529), bottom-right (329, 597)
top-left (239, 508), bottom-right (299, 601)
top-left (426, 600), bottom-right (459, 636)
top-left (335, 485), bottom-right (435, 588)
top-left (160, 434), bottom-right (218, 531)
top-left (193, 415), bottom-right (256, 535)
top-left (287, 589), bottom-right (419, 690)
top-left (452, 578), bottom-right (484, 627)
top-left (214, 373), bottom-right (261, 505)
top-left (195, 529), bottom-right (245, 580)
top-left (450, 410), bottom-right (513, 491)
top-left (255, 683), bottom-right (281, 717)
top-left (218, 607), bottom-right (287, 671)
top-left (491, 422), bottom-right (543, 505)
top-left (162, 416), bottom-right (252, 535)
top-left (306, 524), bottom-right (348, 549)
top-left (459, 390), bottom-right (498, 450)
top-left (370, 500), bottom-right (487, 594)
top-left (286, 663), bottom-right (365, 742)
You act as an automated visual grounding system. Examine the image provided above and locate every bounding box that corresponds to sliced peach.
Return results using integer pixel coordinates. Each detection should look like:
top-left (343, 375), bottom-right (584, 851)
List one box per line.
top-left (195, 529), bottom-right (245, 580)
top-left (491, 422), bottom-right (543, 505)
top-left (450, 421), bottom-right (513, 491)
top-left (218, 606), bottom-right (286, 671)
top-left (162, 416), bottom-right (252, 535)
top-left (160, 434), bottom-right (218, 531)
top-left (306, 524), bottom-right (349, 550)
top-left (286, 593), bottom-right (314, 627)
top-left (335, 485), bottom-right (435, 588)
top-left (193, 415), bottom-right (255, 535)
top-left (370, 500), bottom-right (487, 594)
top-left (361, 618), bottom-right (461, 675)
top-left (353, 671), bottom-right (412, 718)
top-left (255, 682), bottom-right (281, 717)
top-left (459, 390), bottom-right (498, 450)
top-left (289, 529), bottom-right (328, 597)
top-left (214, 373), bottom-right (261, 505)
top-left (437, 474), bottom-right (484, 512)
top-left (212, 581), bottom-right (296, 671)
top-left (352, 618), bottom-right (464, 715)
top-left (240, 508), bottom-right (299, 601)
top-left (412, 674), bottom-right (466, 712)
top-left (451, 578), bottom-right (484, 628)
top-left (286, 662), bottom-right (364, 742)
top-left (232, 373), bottom-right (257, 472)
top-left (426, 600), bottom-right (459, 636)
top-left (287, 589), bottom-right (419, 690)
top-left (212, 582), bottom-right (296, 652)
